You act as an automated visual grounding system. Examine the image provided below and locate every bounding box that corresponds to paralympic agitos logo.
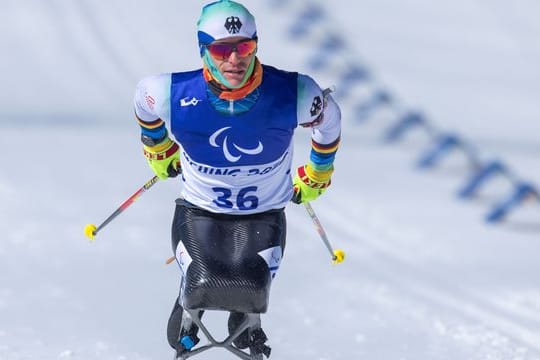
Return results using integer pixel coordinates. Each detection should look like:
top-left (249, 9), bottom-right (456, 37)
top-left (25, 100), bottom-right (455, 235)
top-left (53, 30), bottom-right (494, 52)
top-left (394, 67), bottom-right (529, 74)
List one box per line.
top-left (209, 126), bottom-right (264, 163)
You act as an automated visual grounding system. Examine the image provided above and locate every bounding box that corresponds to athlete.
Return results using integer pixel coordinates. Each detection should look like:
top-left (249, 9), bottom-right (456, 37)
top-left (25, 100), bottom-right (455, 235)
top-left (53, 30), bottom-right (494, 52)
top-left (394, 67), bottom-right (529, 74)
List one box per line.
top-left (133, 0), bottom-right (341, 357)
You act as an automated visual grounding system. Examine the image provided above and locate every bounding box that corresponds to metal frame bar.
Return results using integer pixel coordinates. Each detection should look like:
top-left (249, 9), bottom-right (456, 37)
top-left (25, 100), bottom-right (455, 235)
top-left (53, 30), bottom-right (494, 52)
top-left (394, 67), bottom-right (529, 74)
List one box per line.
top-left (176, 310), bottom-right (264, 360)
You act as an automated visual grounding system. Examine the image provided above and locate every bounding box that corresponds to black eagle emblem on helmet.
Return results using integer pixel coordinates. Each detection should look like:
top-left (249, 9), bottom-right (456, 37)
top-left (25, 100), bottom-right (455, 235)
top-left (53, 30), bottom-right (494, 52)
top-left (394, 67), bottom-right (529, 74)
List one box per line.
top-left (224, 16), bottom-right (242, 34)
top-left (310, 96), bottom-right (323, 117)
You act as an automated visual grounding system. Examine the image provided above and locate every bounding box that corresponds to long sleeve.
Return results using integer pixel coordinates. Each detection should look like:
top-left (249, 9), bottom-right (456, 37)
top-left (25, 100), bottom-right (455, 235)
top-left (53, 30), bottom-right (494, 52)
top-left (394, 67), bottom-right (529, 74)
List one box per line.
top-left (133, 74), bottom-right (172, 145)
top-left (297, 74), bottom-right (341, 178)
top-left (309, 95), bottom-right (341, 173)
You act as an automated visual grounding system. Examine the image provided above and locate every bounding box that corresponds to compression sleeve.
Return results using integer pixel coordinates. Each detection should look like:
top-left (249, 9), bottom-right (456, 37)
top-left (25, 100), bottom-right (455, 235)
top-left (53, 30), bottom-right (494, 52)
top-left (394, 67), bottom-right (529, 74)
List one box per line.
top-left (133, 74), bottom-right (172, 144)
top-left (297, 74), bottom-right (341, 173)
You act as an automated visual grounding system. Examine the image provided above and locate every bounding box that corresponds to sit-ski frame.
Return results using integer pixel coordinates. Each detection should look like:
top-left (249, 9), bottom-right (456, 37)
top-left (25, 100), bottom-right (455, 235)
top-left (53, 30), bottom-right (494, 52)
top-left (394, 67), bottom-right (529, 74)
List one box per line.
top-left (176, 309), bottom-right (267, 360)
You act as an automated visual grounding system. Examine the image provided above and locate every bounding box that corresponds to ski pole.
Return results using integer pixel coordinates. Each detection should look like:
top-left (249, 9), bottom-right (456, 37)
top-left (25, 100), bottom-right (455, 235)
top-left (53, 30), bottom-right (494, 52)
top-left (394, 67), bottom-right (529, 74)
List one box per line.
top-left (84, 175), bottom-right (160, 240)
top-left (303, 202), bottom-right (345, 264)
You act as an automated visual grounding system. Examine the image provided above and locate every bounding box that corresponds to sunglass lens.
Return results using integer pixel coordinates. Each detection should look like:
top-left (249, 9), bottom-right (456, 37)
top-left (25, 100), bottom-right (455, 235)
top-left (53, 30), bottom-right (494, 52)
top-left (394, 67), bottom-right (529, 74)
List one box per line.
top-left (208, 44), bottom-right (232, 59)
top-left (236, 41), bottom-right (256, 57)
top-left (207, 40), bottom-right (256, 59)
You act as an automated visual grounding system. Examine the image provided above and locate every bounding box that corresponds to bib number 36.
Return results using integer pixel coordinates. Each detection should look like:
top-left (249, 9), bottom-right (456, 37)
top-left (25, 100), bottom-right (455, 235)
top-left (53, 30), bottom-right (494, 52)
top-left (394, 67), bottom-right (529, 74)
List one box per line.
top-left (212, 186), bottom-right (259, 210)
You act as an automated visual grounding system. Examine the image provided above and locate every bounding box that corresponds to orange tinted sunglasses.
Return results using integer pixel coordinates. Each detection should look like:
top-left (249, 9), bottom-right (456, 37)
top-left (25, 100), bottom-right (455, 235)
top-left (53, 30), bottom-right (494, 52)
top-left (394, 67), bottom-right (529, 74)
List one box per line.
top-left (205, 39), bottom-right (257, 60)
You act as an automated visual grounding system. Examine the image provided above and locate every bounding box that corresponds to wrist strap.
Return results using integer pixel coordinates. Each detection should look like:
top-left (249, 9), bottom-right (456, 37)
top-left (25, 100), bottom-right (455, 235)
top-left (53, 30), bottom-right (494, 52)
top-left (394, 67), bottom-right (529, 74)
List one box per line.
top-left (298, 165), bottom-right (331, 189)
top-left (305, 164), bottom-right (333, 183)
top-left (143, 141), bottom-right (179, 160)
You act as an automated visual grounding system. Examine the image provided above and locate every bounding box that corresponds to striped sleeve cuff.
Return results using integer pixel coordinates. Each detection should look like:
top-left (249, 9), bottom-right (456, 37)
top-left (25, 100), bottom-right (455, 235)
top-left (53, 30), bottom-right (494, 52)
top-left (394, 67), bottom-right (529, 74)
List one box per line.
top-left (312, 136), bottom-right (340, 154)
top-left (137, 116), bottom-right (164, 129)
top-left (310, 136), bottom-right (340, 171)
top-left (137, 114), bottom-right (168, 145)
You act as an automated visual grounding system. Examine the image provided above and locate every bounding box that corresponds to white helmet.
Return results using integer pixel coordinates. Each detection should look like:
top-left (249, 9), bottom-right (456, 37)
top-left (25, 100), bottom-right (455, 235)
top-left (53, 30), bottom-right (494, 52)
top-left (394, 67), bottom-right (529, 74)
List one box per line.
top-left (197, 0), bottom-right (257, 49)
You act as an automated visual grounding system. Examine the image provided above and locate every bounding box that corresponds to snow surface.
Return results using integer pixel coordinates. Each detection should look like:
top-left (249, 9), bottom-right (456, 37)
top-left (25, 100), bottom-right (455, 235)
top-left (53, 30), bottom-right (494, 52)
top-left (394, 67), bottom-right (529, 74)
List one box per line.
top-left (2, 0), bottom-right (540, 359)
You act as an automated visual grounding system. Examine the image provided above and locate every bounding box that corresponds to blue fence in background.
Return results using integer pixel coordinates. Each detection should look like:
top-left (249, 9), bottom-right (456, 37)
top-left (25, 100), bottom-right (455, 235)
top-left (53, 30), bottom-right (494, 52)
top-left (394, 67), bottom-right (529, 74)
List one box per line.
top-left (271, 1), bottom-right (540, 224)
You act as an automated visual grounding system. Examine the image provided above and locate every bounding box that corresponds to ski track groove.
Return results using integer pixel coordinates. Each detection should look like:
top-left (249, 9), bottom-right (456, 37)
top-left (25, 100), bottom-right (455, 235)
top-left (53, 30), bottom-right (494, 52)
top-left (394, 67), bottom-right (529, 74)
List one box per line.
top-left (318, 206), bottom-right (540, 357)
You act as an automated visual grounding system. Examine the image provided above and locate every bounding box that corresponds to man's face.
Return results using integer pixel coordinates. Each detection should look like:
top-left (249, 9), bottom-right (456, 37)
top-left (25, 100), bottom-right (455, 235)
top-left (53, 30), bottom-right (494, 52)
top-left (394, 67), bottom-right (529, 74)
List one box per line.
top-left (206, 36), bottom-right (257, 88)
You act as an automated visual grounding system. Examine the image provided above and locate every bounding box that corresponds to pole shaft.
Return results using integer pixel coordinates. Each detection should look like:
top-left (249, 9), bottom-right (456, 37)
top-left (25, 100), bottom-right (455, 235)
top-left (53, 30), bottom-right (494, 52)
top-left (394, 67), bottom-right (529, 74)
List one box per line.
top-left (94, 176), bottom-right (160, 235)
top-left (303, 202), bottom-right (336, 260)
